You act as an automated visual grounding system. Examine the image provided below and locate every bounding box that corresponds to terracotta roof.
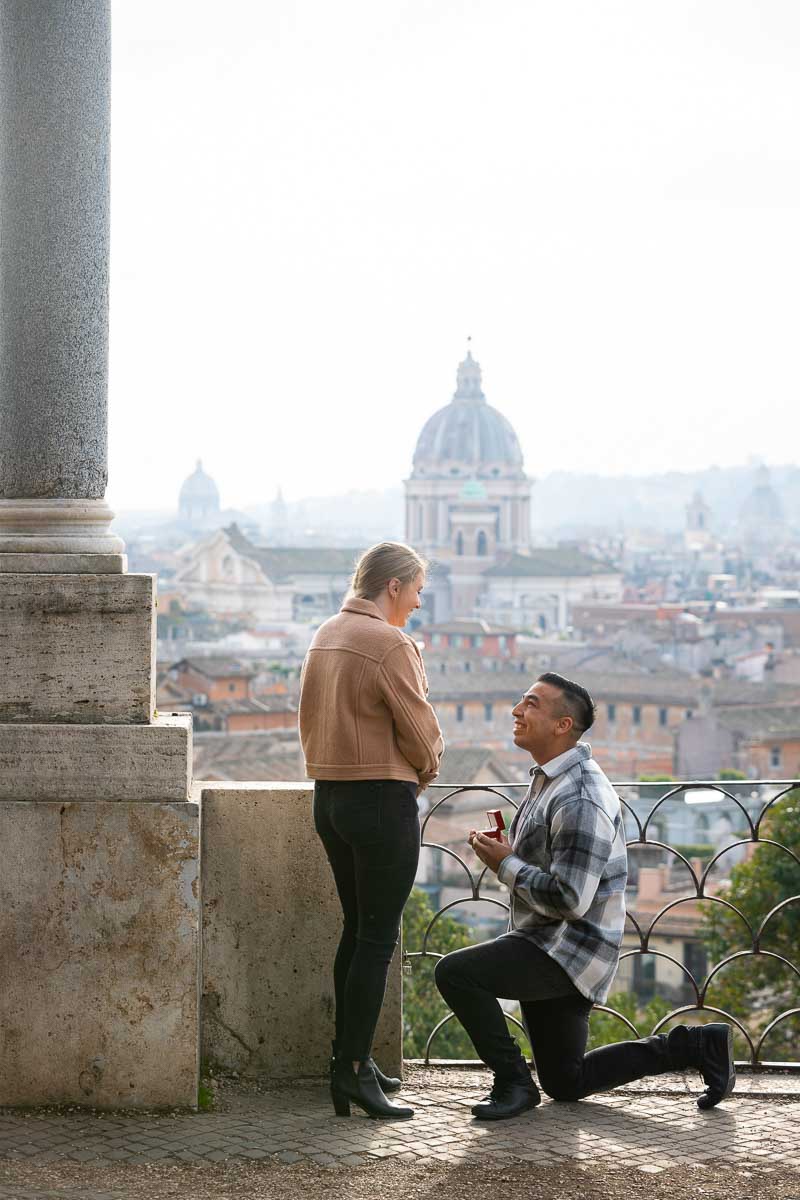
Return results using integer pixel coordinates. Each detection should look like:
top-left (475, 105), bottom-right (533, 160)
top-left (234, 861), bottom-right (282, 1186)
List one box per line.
top-left (193, 730), bottom-right (305, 782)
top-left (173, 656), bottom-right (257, 679)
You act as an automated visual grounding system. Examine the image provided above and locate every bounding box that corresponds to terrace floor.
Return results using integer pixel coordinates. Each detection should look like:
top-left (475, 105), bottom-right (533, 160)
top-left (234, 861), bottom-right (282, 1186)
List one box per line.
top-left (0, 1066), bottom-right (798, 1200)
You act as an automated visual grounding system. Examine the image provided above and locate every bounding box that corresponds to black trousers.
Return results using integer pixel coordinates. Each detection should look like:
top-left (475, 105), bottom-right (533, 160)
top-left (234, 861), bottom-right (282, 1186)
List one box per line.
top-left (314, 779), bottom-right (420, 1061)
top-left (435, 936), bottom-right (695, 1100)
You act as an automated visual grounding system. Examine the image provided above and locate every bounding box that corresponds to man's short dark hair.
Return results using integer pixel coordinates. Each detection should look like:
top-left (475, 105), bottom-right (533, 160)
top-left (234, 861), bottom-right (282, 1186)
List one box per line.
top-left (537, 672), bottom-right (596, 734)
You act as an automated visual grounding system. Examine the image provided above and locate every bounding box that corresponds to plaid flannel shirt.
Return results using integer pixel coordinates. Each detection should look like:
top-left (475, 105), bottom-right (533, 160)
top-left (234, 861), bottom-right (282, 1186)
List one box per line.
top-left (496, 742), bottom-right (627, 1004)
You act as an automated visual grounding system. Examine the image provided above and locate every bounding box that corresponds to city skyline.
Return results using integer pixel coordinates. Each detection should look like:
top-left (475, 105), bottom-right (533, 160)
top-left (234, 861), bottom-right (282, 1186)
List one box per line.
top-left (108, 1), bottom-right (800, 511)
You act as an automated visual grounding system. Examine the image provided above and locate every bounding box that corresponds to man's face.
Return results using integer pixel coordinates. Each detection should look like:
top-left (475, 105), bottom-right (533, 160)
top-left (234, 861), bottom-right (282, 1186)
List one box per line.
top-left (511, 681), bottom-right (569, 756)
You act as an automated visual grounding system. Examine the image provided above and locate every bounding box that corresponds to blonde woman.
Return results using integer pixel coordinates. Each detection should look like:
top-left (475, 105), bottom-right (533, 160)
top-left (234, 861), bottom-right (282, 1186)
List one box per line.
top-left (299, 542), bottom-right (444, 1120)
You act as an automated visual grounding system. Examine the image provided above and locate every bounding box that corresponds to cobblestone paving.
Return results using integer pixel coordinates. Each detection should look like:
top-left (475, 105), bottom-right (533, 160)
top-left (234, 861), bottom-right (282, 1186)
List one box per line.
top-left (0, 1068), bottom-right (797, 1191)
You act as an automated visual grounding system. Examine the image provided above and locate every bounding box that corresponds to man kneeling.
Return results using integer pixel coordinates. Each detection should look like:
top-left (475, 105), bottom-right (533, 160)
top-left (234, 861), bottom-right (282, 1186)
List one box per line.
top-left (434, 672), bottom-right (735, 1121)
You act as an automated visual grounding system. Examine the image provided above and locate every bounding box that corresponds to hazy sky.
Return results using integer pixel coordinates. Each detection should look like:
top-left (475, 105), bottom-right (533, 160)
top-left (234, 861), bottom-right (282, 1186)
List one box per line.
top-left (108, 1), bottom-right (800, 513)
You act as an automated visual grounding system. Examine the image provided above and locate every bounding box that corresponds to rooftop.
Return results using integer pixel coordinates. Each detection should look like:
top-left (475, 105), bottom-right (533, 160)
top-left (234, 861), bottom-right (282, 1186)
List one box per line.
top-left (484, 549), bottom-right (618, 578)
top-left (226, 525), bottom-right (361, 581)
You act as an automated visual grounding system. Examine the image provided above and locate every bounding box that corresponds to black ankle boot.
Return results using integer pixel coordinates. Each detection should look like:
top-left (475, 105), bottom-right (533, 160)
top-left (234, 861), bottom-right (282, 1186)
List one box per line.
top-left (471, 1070), bottom-right (541, 1121)
top-left (694, 1024), bottom-right (736, 1110)
top-left (330, 1041), bottom-right (401, 1093)
top-left (669, 1023), bottom-right (736, 1109)
top-left (330, 1059), bottom-right (414, 1120)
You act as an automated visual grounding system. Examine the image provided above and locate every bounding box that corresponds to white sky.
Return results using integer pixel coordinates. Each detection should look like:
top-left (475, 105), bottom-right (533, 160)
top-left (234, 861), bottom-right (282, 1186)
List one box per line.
top-left (108, 0), bottom-right (800, 512)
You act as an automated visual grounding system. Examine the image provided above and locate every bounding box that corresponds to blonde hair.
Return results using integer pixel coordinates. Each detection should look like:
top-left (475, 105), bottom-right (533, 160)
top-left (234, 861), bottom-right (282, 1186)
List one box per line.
top-left (350, 542), bottom-right (427, 601)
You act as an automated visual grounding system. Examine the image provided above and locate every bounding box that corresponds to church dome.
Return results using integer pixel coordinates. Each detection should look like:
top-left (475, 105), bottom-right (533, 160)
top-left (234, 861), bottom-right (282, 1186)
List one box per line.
top-left (412, 352), bottom-right (525, 479)
top-left (179, 460), bottom-right (220, 523)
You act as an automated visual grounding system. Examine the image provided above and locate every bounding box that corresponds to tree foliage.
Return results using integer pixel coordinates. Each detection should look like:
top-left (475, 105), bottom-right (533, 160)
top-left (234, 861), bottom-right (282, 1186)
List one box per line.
top-left (701, 789), bottom-right (800, 1061)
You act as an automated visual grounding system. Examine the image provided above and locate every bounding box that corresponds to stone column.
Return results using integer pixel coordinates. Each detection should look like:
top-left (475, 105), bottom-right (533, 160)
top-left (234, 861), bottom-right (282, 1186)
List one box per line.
top-left (0, 1), bottom-right (199, 1110)
top-left (0, 0), bottom-right (124, 572)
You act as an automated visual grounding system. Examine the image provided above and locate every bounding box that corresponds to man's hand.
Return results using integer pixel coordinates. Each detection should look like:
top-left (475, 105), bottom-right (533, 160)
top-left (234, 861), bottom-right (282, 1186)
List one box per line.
top-left (468, 829), bottom-right (514, 874)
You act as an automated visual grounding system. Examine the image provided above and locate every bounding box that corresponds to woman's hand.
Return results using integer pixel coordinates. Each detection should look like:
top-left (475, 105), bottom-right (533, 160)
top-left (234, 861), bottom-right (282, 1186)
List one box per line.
top-left (468, 829), bottom-right (514, 874)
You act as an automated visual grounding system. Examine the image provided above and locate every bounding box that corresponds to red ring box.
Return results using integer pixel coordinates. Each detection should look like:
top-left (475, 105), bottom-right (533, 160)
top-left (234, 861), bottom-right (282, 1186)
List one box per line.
top-left (481, 809), bottom-right (506, 841)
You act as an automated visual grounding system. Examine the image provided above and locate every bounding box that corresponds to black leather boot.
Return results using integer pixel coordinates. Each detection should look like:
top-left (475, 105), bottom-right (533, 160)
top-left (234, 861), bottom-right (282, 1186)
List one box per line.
top-left (471, 1070), bottom-right (541, 1121)
top-left (330, 1059), bottom-right (414, 1120)
top-left (691, 1023), bottom-right (736, 1110)
top-left (330, 1041), bottom-right (402, 1093)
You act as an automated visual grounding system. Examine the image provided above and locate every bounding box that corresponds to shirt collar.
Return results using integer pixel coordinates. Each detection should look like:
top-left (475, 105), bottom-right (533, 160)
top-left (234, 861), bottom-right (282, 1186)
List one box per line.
top-left (530, 741), bottom-right (592, 780)
top-left (340, 597), bottom-right (388, 622)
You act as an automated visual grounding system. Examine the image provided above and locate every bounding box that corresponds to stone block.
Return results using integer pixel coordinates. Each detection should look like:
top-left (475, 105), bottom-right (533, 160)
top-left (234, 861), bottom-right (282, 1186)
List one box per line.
top-left (0, 573), bottom-right (155, 724)
top-left (0, 800), bottom-right (200, 1109)
top-left (200, 783), bottom-right (403, 1079)
top-left (0, 714), bottom-right (191, 801)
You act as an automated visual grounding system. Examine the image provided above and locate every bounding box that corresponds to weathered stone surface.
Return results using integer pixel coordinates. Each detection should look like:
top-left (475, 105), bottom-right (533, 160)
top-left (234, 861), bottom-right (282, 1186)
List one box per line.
top-left (0, 714), bottom-right (191, 801)
top-left (0, 551), bottom-right (126, 573)
top-left (0, 573), bottom-right (155, 723)
top-left (0, 0), bottom-right (110, 501)
top-left (200, 783), bottom-right (403, 1079)
top-left (0, 800), bottom-right (200, 1109)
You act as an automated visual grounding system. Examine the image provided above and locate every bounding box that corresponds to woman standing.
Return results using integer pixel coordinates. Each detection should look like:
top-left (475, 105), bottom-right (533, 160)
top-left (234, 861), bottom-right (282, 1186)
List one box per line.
top-left (299, 542), bottom-right (444, 1120)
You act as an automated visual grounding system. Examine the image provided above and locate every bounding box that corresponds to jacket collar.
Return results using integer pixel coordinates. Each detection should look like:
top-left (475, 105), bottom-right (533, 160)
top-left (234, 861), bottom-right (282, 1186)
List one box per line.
top-left (530, 741), bottom-right (592, 779)
top-left (341, 597), bottom-right (388, 622)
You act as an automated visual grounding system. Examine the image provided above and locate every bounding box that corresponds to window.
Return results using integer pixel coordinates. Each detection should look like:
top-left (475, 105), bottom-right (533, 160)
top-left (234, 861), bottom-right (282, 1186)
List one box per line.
top-left (477, 530), bottom-right (488, 556)
top-left (452, 635), bottom-right (462, 648)
top-left (632, 706), bottom-right (642, 726)
top-left (771, 746), bottom-right (781, 769)
top-left (484, 703), bottom-right (493, 721)
top-left (229, 682), bottom-right (236, 693)
top-left (659, 708), bottom-right (668, 727)
top-left (456, 704), bottom-right (464, 723)
top-left (607, 703), bottom-right (616, 723)
top-left (431, 634), bottom-right (441, 647)
top-left (464, 661), bottom-right (471, 672)
top-left (685, 709), bottom-right (694, 720)
top-left (456, 532), bottom-right (464, 556)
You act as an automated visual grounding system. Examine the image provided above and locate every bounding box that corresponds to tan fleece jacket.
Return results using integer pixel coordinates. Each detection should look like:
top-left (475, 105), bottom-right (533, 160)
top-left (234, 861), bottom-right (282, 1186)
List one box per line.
top-left (299, 597), bottom-right (444, 788)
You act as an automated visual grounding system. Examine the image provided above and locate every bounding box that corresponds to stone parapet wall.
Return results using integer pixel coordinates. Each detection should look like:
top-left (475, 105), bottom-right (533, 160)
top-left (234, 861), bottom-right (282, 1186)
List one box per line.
top-left (199, 782), bottom-right (402, 1079)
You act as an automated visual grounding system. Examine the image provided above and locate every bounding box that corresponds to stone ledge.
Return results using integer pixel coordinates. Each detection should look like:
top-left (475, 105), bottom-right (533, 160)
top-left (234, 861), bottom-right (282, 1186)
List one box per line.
top-left (0, 714), bottom-right (192, 801)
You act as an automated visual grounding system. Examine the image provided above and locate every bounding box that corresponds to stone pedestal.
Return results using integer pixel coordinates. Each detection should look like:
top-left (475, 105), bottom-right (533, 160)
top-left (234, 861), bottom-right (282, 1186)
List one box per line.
top-left (0, 574), bottom-right (155, 724)
top-left (0, 800), bottom-right (200, 1109)
top-left (0, 579), bottom-right (200, 1109)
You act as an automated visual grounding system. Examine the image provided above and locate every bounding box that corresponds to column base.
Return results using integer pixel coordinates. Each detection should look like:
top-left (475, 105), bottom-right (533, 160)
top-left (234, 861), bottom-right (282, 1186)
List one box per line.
top-left (0, 551), bottom-right (126, 573)
top-left (0, 499), bottom-right (126, 573)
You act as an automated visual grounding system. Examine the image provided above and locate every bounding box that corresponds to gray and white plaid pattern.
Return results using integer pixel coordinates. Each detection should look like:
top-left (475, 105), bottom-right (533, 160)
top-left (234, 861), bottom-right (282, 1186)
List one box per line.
top-left (496, 742), bottom-right (628, 1004)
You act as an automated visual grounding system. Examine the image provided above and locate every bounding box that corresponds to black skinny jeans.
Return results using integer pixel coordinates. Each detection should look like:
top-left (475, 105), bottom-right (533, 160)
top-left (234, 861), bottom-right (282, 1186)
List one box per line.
top-left (435, 937), bottom-right (695, 1100)
top-left (314, 779), bottom-right (420, 1062)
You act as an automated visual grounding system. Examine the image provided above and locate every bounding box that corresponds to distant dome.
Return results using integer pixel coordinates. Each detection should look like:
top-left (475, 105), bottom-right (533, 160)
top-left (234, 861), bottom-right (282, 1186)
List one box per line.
top-left (412, 352), bottom-right (525, 478)
top-left (739, 465), bottom-right (784, 525)
top-left (179, 460), bottom-right (221, 524)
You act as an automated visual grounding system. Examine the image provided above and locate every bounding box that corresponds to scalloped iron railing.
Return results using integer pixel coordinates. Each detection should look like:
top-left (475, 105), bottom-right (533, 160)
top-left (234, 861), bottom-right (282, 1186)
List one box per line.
top-left (405, 779), bottom-right (800, 1067)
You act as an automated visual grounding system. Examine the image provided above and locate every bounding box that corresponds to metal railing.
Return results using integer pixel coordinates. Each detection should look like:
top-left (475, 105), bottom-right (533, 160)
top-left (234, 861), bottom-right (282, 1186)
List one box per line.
top-left (405, 779), bottom-right (800, 1067)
